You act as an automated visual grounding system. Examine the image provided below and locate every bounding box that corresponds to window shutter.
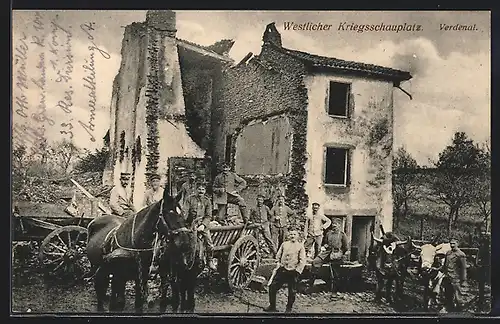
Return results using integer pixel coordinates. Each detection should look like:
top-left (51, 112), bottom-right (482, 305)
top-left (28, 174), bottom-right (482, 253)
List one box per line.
top-left (346, 149), bottom-right (352, 185)
top-left (348, 92), bottom-right (355, 117)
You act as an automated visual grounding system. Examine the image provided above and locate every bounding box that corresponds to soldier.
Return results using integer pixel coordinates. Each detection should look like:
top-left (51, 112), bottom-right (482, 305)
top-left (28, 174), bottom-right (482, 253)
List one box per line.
top-left (265, 229), bottom-right (306, 313)
top-left (304, 202), bottom-right (331, 258)
top-left (250, 195), bottom-right (277, 256)
top-left (176, 174), bottom-right (198, 209)
top-left (109, 172), bottom-right (135, 218)
top-left (184, 183), bottom-right (216, 270)
top-left (270, 194), bottom-right (294, 249)
top-left (443, 237), bottom-right (467, 311)
top-left (306, 222), bottom-right (349, 291)
top-left (143, 174), bottom-right (164, 207)
top-left (213, 163), bottom-right (249, 223)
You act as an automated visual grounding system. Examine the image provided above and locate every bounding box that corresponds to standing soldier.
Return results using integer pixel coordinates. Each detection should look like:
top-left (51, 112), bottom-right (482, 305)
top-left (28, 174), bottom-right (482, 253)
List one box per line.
top-left (143, 174), bottom-right (164, 207)
top-left (443, 237), bottom-right (467, 312)
top-left (109, 172), bottom-right (135, 218)
top-left (176, 174), bottom-right (198, 209)
top-left (270, 194), bottom-right (294, 249)
top-left (265, 229), bottom-right (306, 313)
top-left (304, 202), bottom-right (331, 258)
top-left (250, 195), bottom-right (277, 256)
top-left (184, 183), bottom-right (216, 270)
top-left (306, 222), bottom-right (349, 291)
top-left (213, 163), bottom-right (249, 223)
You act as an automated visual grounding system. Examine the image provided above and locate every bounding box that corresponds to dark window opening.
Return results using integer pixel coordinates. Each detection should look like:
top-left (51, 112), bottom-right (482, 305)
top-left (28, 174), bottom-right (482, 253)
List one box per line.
top-left (225, 134), bottom-right (232, 164)
top-left (325, 147), bottom-right (350, 185)
top-left (328, 81), bottom-right (350, 117)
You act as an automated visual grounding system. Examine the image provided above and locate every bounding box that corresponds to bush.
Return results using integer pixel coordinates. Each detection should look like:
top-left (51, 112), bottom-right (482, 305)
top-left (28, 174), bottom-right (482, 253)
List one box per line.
top-left (74, 148), bottom-right (109, 173)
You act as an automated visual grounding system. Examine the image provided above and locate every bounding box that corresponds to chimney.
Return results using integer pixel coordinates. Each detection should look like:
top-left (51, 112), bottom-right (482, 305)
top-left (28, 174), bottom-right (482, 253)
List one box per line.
top-left (146, 10), bottom-right (177, 35)
top-left (262, 22), bottom-right (282, 47)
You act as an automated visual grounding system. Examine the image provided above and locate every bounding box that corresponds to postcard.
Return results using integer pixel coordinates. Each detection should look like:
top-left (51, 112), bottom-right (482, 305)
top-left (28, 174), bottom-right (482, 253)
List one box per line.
top-left (11, 10), bottom-right (491, 315)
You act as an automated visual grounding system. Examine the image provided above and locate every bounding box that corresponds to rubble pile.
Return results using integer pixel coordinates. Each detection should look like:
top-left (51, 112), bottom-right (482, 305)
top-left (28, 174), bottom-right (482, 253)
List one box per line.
top-left (13, 172), bottom-right (109, 205)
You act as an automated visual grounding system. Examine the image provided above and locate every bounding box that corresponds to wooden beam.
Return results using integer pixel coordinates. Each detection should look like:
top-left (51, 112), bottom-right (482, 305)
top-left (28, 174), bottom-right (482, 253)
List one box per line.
top-left (177, 39), bottom-right (234, 63)
top-left (70, 179), bottom-right (111, 215)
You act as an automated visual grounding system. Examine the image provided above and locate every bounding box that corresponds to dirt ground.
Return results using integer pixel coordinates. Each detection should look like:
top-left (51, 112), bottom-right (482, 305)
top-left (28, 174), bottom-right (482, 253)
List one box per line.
top-left (11, 244), bottom-right (489, 315)
top-left (11, 274), bottom-right (397, 314)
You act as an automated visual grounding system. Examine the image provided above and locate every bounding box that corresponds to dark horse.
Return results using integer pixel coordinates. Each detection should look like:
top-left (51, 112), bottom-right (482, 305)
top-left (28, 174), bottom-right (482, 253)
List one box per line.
top-left (86, 189), bottom-right (183, 313)
top-left (156, 210), bottom-right (204, 313)
top-left (368, 231), bottom-right (411, 304)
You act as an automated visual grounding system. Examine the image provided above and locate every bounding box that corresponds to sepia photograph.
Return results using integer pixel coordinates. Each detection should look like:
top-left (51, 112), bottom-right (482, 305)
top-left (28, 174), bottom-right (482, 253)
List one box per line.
top-left (11, 9), bottom-right (491, 315)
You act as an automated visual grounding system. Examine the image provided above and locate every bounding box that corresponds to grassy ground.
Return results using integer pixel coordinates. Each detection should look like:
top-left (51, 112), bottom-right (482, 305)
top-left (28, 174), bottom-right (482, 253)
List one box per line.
top-left (394, 195), bottom-right (485, 247)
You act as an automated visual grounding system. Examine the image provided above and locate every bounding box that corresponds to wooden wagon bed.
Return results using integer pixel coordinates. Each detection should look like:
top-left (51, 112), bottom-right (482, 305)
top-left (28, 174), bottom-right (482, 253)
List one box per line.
top-left (207, 223), bottom-right (261, 291)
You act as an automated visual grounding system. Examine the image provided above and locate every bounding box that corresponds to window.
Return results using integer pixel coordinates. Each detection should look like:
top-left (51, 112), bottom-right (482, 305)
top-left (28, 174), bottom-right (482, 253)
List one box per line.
top-left (325, 147), bottom-right (350, 186)
top-left (328, 81), bottom-right (350, 117)
top-left (325, 215), bottom-right (346, 233)
top-left (225, 134), bottom-right (233, 164)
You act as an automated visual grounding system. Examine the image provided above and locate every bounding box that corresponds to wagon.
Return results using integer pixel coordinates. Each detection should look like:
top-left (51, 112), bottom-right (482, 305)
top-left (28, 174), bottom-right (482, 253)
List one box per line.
top-left (12, 213), bottom-right (93, 277)
top-left (208, 223), bottom-right (261, 291)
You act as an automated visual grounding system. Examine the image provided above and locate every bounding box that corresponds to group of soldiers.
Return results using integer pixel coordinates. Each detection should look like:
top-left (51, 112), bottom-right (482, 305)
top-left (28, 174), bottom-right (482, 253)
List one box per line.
top-left (107, 164), bottom-right (351, 311)
top-left (103, 164), bottom-right (475, 313)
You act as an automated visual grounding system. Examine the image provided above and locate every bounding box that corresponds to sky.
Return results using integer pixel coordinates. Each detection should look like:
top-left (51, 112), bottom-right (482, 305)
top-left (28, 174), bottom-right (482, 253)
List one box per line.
top-left (12, 10), bottom-right (490, 165)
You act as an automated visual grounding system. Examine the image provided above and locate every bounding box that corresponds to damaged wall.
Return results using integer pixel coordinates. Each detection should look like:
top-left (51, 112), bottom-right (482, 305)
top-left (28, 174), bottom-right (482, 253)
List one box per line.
top-left (215, 44), bottom-right (309, 224)
top-left (180, 66), bottom-right (214, 154)
top-left (234, 114), bottom-right (292, 175)
top-left (304, 73), bottom-right (394, 237)
top-left (102, 11), bottom-right (205, 210)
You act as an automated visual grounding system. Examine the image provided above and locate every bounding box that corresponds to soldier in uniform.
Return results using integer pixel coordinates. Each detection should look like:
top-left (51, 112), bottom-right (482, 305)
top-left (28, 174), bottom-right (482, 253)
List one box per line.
top-left (250, 195), bottom-right (277, 256)
top-left (177, 174), bottom-right (198, 210)
top-left (143, 174), bottom-right (164, 207)
top-left (213, 163), bottom-right (249, 223)
top-left (306, 222), bottom-right (349, 291)
top-left (265, 229), bottom-right (306, 313)
top-left (270, 194), bottom-right (294, 249)
top-left (109, 172), bottom-right (135, 218)
top-left (184, 183), bottom-right (216, 270)
top-left (304, 202), bottom-right (331, 258)
top-left (443, 237), bottom-right (467, 311)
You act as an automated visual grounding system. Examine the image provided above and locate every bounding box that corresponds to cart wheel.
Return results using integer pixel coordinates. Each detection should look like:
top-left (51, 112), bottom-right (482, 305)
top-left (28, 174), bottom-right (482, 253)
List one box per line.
top-left (39, 225), bottom-right (89, 277)
top-left (227, 235), bottom-right (260, 291)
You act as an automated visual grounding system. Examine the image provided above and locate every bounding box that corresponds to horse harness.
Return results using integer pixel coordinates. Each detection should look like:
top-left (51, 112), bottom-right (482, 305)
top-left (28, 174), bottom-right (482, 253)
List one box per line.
top-left (155, 200), bottom-right (199, 272)
top-left (101, 199), bottom-right (199, 272)
top-left (377, 242), bottom-right (412, 277)
top-left (102, 200), bottom-right (172, 256)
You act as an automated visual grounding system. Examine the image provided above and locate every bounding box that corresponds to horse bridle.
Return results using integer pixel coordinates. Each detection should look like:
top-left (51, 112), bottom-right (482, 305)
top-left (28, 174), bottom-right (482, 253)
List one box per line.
top-left (111, 199), bottom-right (180, 253)
top-left (155, 200), bottom-right (198, 271)
top-left (377, 244), bottom-right (412, 277)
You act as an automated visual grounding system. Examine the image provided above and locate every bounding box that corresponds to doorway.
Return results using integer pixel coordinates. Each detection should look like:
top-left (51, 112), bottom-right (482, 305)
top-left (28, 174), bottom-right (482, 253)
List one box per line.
top-left (351, 216), bottom-right (375, 263)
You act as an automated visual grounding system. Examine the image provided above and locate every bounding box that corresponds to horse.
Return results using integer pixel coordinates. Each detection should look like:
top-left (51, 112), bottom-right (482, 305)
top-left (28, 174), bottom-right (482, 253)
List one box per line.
top-left (411, 241), bottom-right (452, 309)
top-left (156, 209), bottom-right (205, 313)
top-left (86, 189), bottom-right (183, 313)
top-left (369, 232), bottom-right (411, 304)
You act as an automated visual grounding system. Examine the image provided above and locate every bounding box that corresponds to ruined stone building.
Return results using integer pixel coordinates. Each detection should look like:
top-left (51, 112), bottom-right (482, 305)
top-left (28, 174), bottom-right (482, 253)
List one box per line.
top-left (102, 10), bottom-right (234, 209)
top-left (214, 23), bottom-right (412, 262)
top-left (102, 10), bottom-right (412, 263)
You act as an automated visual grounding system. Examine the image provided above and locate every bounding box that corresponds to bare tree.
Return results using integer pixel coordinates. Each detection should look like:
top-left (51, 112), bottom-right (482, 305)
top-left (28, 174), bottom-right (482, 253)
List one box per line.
top-left (12, 144), bottom-right (34, 185)
top-left (52, 140), bottom-right (81, 174)
top-left (32, 137), bottom-right (51, 165)
top-left (392, 146), bottom-right (420, 228)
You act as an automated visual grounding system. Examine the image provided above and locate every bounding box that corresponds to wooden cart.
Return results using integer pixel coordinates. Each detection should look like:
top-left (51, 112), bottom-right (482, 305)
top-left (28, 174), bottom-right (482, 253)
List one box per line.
top-left (12, 179), bottom-right (111, 278)
top-left (209, 223), bottom-right (261, 291)
top-left (12, 214), bottom-right (92, 277)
